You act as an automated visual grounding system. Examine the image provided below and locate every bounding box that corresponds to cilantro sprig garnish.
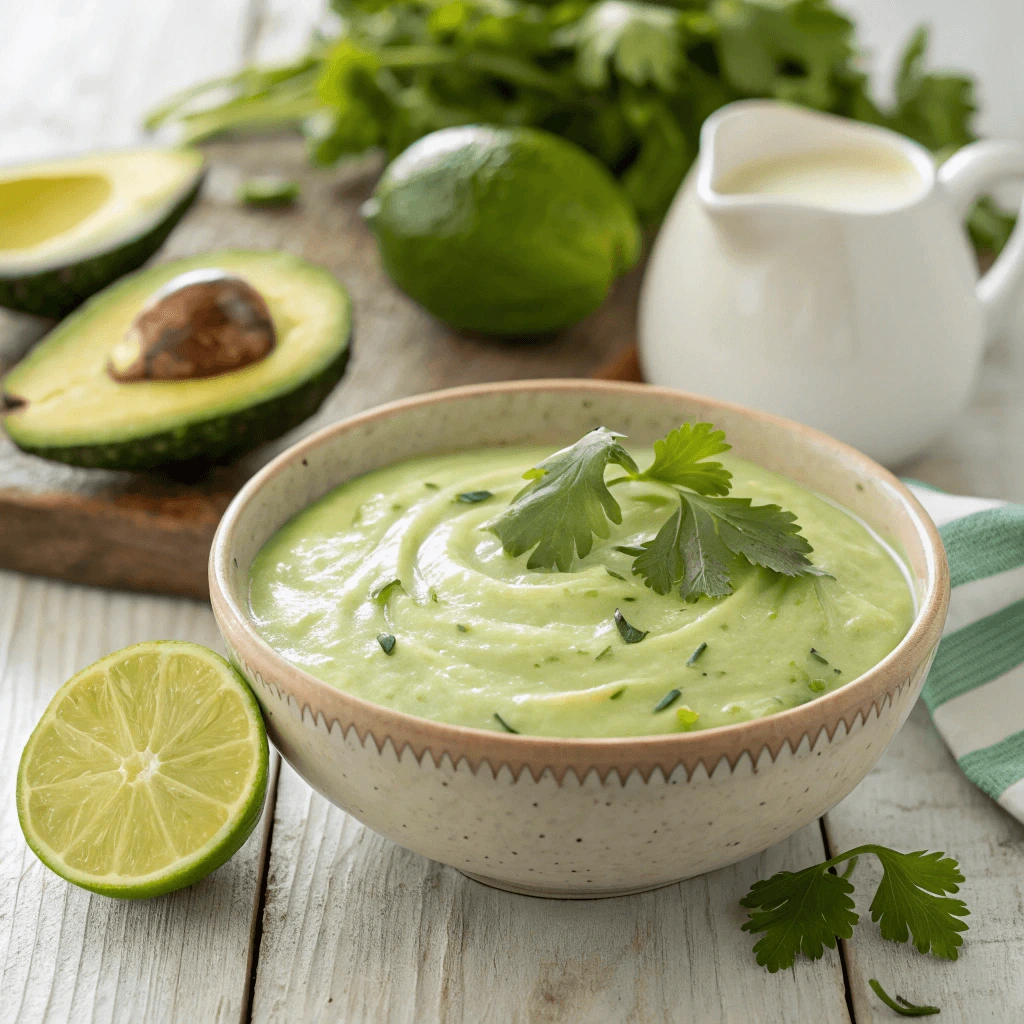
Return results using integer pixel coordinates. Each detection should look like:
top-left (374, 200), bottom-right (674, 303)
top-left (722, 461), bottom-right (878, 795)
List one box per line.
top-left (740, 845), bottom-right (970, 973)
top-left (489, 423), bottom-right (827, 598)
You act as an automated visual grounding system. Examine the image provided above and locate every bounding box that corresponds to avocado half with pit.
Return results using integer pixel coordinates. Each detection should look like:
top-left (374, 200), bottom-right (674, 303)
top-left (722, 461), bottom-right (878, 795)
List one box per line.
top-left (0, 148), bottom-right (204, 318)
top-left (2, 251), bottom-right (352, 470)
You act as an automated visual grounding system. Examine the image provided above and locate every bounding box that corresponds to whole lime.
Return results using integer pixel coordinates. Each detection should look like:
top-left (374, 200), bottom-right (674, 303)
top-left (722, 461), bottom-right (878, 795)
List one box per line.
top-left (362, 126), bottom-right (642, 335)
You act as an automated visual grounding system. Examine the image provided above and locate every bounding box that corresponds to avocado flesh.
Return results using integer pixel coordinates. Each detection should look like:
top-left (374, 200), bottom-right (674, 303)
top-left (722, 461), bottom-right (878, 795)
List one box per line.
top-left (0, 148), bottom-right (204, 318)
top-left (3, 250), bottom-right (352, 470)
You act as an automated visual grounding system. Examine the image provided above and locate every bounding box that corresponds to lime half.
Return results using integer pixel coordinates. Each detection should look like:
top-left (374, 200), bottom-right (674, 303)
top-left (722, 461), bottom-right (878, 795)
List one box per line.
top-left (17, 641), bottom-right (269, 898)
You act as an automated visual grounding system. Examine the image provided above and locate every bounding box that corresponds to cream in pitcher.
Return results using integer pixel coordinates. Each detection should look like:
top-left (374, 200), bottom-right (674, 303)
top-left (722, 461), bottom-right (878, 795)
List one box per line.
top-left (715, 145), bottom-right (924, 211)
top-left (639, 100), bottom-right (1024, 465)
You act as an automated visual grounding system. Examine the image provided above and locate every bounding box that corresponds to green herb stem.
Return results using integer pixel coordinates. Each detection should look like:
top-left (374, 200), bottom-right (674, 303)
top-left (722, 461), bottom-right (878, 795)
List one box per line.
top-left (686, 642), bottom-right (707, 666)
top-left (868, 979), bottom-right (940, 1017)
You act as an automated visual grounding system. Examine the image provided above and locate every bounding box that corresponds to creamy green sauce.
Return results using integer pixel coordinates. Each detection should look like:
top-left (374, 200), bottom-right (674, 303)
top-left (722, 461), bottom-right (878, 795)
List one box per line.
top-left (249, 448), bottom-right (914, 738)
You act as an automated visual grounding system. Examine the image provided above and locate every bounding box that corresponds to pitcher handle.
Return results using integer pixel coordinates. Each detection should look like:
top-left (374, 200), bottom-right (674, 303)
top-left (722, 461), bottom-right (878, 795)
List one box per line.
top-left (938, 141), bottom-right (1024, 340)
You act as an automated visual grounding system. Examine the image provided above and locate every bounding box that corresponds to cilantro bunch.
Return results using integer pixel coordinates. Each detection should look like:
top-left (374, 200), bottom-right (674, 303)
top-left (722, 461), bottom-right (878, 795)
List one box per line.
top-left (147, 1), bottom-right (1014, 246)
top-left (488, 423), bottom-right (828, 598)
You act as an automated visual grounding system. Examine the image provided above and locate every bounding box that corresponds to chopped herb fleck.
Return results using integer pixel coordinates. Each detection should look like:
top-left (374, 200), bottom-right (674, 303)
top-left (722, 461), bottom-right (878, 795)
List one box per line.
top-left (614, 544), bottom-right (646, 557)
top-left (834, 667), bottom-right (842, 675)
top-left (595, 646), bottom-right (613, 661)
top-left (584, 589), bottom-right (600, 598)
top-left (654, 688), bottom-right (681, 712)
top-left (623, 596), bottom-right (637, 602)
top-left (494, 712), bottom-right (519, 734)
top-left (687, 642), bottom-right (708, 666)
top-left (810, 648), bottom-right (829, 664)
top-left (239, 176), bottom-right (300, 207)
top-left (808, 678), bottom-right (827, 693)
top-left (429, 588), bottom-right (439, 603)
top-left (377, 633), bottom-right (396, 655)
top-left (457, 490), bottom-right (493, 504)
top-left (719, 623), bottom-right (729, 631)
top-left (423, 482), bottom-right (440, 490)
top-left (676, 706), bottom-right (700, 729)
top-left (456, 624), bottom-right (469, 633)
top-left (614, 609), bottom-right (648, 644)
top-left (372, 579), bottom-right (403, 605)
top-left (606, 568), bottom-right (627, 581)
top-left (609, 687), bottom-right (626, 700)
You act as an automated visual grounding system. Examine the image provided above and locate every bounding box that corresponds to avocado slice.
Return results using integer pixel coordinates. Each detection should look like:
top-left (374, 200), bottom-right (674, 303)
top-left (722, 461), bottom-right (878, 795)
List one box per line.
top-left (0, 148), bottom-right (204, 318)
top-left (3, 251), bottom-right (352, 470)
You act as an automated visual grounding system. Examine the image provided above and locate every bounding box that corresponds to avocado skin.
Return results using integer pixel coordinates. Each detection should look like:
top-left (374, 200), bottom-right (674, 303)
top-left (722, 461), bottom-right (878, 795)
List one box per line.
top-left (0, 174), bottom-right (204, 320)
top-left (9, 331), bottom-right (350, 471)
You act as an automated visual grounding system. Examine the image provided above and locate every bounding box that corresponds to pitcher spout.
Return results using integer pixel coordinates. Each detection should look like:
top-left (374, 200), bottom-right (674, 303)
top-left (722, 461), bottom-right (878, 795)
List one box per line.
top-left (697, 99), bottom-right (933, 221)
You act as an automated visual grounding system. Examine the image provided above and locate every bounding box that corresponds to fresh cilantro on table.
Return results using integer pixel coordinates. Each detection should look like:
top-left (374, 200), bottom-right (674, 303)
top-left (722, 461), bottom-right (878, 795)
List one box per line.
top-left (740, 845), bottom-right (969, 973)
top-left (868, 978), bottom-right (940, 1017)
top-left (147, 2), bottom-right (1016, 240)
top-left (488, 423), bottom-right (826, 599)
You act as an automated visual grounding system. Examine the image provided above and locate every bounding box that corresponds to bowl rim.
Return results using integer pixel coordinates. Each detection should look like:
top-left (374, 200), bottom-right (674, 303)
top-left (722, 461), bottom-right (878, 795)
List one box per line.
top-left (210, 378), bottom-right (949, 782)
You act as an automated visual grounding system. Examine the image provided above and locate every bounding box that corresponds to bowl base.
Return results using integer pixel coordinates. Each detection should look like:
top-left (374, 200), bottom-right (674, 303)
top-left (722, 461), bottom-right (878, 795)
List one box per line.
top-left (458, 869), bottom-right (684, 900)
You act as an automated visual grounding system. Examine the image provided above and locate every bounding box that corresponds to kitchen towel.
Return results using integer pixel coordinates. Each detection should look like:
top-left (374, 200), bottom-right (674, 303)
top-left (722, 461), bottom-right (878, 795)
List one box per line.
top-left (908, 482), bottom-right (1024, 821)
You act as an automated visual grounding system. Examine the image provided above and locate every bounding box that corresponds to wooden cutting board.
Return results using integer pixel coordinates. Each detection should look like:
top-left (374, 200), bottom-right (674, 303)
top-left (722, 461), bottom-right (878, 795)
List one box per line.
top-left (0, 137), bottom-right (644, 599)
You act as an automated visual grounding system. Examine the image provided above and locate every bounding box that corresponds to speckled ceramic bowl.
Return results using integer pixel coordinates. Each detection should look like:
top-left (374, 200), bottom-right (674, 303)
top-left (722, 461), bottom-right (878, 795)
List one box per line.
top-left (210, 380), bottom-right (948, 898)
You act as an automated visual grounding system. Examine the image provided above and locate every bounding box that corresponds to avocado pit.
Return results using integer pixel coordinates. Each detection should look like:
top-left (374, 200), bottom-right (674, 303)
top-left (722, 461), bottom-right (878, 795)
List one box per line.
top-left (108, 268), bottom-right (275, 382)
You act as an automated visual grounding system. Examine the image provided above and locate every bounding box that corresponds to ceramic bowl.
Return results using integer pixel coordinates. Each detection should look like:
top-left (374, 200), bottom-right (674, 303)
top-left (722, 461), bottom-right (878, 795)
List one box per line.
top-left (210, 380), bottom-right (948, 898)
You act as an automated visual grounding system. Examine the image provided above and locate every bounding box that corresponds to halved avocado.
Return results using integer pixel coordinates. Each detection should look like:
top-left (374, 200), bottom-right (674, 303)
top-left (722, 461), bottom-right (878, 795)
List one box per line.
top-left (0, 148), bottom-right (204, 318)
top-left (2, 251), bottom-right (352, 470)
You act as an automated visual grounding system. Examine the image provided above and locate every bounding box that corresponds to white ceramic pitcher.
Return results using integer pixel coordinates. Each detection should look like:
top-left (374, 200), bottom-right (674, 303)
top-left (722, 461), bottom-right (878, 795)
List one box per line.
top-left (638, 100), bottom-right (1024, 465)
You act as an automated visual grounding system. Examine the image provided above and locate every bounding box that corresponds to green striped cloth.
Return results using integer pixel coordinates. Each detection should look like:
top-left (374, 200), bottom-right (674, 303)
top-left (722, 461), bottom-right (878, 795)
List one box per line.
top-left (908, 483), bottom-right (1024, 817)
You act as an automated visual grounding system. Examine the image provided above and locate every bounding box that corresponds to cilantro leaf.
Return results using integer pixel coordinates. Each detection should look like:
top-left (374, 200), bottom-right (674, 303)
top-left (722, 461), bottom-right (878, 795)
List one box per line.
top-left (677, 496), bottom-right (735, 599)
top-left (632, 496), bottom-right (736, 600)
top-left (639, 422), bottom-right (732, 495)
top-left (869, 979), bottom-right (940, 1017)
top-left (688, 494), bottom-right (830, 578)
top-left (714, 0), bottom-right (856, 110)
top-left (489, 428), bottom-right (638, 572)
top-left (741, 845), bottom-right (970, 973)
top-left (561, 1), bottom-right (682, 92)
top-left (631, 493), bottom-right (823, 600)
top-left (631, 499), bottom-right (685, 596)
top-left (740, 864), bottom-right (858, 973)
top-left (870, 849), bottom-right (970, 960)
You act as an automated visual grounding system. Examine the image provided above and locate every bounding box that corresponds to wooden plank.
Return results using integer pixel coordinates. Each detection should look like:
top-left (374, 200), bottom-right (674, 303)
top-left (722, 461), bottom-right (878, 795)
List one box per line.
top-left (0, 136), bottom-right (641, 598)
top-left (0, 572), bottom-right (278, 1024)
top-left (250, 763), bottom-right (849, 1024)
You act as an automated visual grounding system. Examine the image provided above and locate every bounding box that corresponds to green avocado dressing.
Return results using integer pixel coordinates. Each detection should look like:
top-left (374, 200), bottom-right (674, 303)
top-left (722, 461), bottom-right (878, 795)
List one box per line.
top-left (248, 448), bottom-right (914, 738)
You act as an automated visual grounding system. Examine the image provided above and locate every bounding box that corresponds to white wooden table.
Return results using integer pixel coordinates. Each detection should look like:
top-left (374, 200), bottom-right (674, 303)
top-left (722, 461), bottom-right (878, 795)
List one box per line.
top-left (2, 4), bottom-right (1023, 1022)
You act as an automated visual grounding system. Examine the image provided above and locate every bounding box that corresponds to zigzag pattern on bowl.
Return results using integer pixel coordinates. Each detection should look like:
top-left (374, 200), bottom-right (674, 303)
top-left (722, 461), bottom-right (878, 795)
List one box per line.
top-left (227, 641), bottom-right (929, 786)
